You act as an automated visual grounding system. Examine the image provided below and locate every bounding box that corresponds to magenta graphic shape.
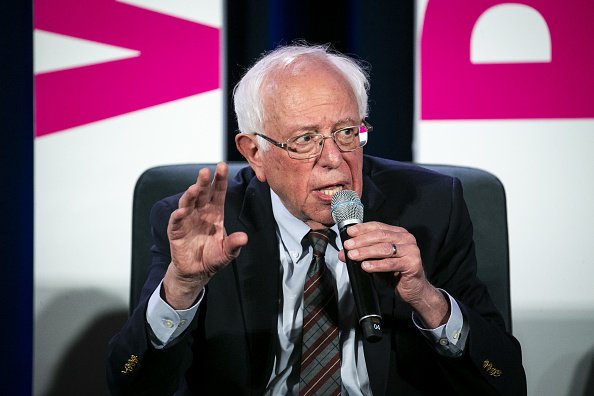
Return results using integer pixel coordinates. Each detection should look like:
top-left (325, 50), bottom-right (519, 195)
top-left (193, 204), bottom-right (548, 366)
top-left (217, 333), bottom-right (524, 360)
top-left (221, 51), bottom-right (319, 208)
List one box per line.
top-left (35, 0), bottom-right (220, 137)
top-left (421, 0), bottom-right (594, 120)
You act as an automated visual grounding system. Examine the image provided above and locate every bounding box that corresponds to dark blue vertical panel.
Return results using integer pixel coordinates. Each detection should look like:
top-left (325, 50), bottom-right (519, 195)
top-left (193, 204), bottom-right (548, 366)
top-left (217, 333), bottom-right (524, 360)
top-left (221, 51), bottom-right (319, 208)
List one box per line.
top-left (0, 1), bottom-right (33, 394)
top-left (349, 1), bottom-right (414, 161)
top-left (225, 0), bottom-right (270, 161)
top-left (225, 0), bottom-right (414, 162)
top-left (266, 0), bottom-right (349, 51)
top-left (267, 0), bottom-right (286, 48)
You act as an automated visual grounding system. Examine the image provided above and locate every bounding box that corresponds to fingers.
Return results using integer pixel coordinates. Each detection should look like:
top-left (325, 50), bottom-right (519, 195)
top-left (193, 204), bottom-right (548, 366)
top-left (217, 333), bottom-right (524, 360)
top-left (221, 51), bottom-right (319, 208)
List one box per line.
top-left (341, 222), bottom-right (436, 311)
top-left (178, 167), bottom-right (211, 209)
top-left (168, 206), bottom-right (189, 234)
top-left (358, 243), bottom-right (419, 273)
top-left (211, 162), bottom-right (229, 208)
top-left (177, 163), bottom-right (229, 210)
top-left (339, 221), bottom-right (421, 274)
top-left (170, 167), bottom-right (213, 234)
top-left (343, 222), bottom-right (415, 256)
top-left (170, 163), bottom-right (229, 236)
top-left (346, 221), bottom-right (411, 240)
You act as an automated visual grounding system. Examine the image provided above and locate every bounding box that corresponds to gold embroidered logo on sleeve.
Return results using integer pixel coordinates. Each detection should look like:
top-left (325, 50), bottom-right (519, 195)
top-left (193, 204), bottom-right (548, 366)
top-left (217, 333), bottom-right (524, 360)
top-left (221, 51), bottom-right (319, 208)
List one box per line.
top-left (482, 359), bottom-right (502, 377)
top-left (121, 355), bottom-right (139, 374)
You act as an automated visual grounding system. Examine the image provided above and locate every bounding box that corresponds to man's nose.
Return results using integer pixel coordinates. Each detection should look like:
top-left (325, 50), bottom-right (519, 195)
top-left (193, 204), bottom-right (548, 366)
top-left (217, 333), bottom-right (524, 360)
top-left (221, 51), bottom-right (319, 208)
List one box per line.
top-left (318, 135), bottom-right (343, 166)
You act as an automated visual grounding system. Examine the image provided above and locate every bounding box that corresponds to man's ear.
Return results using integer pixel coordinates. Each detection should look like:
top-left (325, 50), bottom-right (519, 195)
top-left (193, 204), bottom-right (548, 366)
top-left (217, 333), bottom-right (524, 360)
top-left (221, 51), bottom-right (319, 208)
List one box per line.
top-left (235, 133), bottom-right (267, 182)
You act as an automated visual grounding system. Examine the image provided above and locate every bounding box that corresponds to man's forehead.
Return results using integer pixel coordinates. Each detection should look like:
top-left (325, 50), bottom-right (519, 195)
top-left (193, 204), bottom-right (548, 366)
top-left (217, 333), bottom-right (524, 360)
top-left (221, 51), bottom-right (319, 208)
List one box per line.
top-left (259, 60), bottom-right (358, 138)
top-left (285, 117), bottom-right (359, 132)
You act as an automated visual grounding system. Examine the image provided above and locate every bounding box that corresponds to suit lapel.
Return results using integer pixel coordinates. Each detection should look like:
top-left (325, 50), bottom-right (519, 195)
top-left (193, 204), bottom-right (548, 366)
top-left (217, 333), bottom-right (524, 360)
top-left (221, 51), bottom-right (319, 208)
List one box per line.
top-left (231, 176), bottom-right (281, 393)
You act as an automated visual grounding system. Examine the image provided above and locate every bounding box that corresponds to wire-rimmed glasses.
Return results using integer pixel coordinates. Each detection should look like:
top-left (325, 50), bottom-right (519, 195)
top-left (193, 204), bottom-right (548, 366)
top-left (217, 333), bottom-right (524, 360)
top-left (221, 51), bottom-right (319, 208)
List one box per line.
top-left (250, 120), bottom-right (372, 160)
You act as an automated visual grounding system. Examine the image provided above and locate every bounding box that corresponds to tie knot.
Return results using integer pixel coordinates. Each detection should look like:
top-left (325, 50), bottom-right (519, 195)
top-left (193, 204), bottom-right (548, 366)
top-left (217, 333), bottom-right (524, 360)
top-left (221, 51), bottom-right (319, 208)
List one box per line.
top-left (307, 229), bottom-right (331, 257)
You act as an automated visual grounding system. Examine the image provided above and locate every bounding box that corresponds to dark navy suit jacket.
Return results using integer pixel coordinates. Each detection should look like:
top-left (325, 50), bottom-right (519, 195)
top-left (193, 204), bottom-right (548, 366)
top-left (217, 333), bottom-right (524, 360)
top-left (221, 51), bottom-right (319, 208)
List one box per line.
top-left (107, 156), bottom-right (526, 395)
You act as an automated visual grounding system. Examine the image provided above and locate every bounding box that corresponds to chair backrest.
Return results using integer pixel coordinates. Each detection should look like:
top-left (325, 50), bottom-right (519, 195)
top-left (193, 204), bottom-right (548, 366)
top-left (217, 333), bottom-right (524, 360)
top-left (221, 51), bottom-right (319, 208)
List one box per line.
top-left (130, 162), bottom-right (512, 332)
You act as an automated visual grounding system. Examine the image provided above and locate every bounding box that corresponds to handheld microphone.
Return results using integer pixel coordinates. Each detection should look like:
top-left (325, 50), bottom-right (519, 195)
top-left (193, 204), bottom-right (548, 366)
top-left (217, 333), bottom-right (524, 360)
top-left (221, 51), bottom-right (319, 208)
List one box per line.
top-left (331, 190), bottom-right (382, 342)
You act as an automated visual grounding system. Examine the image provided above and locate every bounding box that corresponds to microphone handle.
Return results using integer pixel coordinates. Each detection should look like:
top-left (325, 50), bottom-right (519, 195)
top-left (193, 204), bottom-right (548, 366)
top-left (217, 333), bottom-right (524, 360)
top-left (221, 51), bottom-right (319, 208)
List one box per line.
top-left (339, 226), bottom-right (383, 342)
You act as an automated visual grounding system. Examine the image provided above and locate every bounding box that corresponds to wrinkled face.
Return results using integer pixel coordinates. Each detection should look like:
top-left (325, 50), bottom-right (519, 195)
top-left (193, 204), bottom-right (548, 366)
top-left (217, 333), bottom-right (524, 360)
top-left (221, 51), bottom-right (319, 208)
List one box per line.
top-left (255, 60), bottom-right (364, 229)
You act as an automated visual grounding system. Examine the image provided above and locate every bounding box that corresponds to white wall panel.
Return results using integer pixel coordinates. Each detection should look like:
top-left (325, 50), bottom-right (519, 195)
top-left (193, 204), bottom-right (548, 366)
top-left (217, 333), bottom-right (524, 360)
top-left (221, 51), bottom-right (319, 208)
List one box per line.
top-left (33, 1), bottom-right (223, 393)
top-left (416, 1), bottom-right (594, 394)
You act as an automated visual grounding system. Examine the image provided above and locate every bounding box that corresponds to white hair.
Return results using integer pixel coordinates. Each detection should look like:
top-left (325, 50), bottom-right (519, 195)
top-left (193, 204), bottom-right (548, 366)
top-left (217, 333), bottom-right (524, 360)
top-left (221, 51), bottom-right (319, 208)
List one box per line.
top-left (233, 44), bottom-right (370, 147)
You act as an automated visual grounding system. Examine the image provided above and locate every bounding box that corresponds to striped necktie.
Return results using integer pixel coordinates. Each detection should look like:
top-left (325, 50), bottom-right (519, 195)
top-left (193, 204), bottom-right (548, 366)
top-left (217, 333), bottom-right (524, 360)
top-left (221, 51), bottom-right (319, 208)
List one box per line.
top-left (299, 229), bottom-right (341, 396)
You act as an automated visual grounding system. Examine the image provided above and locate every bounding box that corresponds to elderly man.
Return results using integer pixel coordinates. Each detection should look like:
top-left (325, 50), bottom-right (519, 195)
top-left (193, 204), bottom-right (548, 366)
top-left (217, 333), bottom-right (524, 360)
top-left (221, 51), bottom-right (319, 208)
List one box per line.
top-left (107, 44), bottom-right (526, 395)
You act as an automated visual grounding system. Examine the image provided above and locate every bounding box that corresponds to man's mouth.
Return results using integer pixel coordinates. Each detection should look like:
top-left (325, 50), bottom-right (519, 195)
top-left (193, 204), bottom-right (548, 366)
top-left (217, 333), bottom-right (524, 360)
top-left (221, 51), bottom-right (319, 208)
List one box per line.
top-left (319, 185), bottom-right (343, 196)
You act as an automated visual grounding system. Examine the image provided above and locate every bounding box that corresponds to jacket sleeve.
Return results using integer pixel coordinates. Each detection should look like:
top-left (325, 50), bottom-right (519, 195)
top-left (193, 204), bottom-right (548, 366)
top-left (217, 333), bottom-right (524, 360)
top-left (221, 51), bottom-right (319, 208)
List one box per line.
top-left (106, 196), bottom-right (197, 396)
top-left (432, 177), bottom-right (526, 395)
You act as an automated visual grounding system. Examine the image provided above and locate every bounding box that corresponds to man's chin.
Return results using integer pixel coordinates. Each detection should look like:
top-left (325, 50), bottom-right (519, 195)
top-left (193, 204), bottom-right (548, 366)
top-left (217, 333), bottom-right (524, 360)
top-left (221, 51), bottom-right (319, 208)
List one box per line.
top-left (304, 211), bottom-right (336, 229)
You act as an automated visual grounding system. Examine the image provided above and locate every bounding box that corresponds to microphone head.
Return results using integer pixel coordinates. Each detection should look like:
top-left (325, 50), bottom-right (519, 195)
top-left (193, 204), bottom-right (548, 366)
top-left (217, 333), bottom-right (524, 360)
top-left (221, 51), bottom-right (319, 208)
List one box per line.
top-left (331, 190), bottom-right (364, 225)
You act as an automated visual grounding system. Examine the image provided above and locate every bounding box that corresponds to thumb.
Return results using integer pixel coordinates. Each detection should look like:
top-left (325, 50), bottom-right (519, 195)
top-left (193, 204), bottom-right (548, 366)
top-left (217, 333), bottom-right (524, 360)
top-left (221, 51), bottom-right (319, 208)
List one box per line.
top-left (224, 231), bottom-right (249, 260)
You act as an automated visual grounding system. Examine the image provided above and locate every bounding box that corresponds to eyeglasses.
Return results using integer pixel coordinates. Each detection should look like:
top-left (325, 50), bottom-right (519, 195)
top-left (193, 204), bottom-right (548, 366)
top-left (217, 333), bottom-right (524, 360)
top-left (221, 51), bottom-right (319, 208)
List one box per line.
top-left (250, 120), bottom-right (372, 160)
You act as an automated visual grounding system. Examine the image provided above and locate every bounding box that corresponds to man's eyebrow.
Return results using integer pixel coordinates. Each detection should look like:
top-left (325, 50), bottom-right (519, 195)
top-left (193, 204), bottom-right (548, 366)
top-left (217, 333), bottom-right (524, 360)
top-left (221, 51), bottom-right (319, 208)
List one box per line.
top-left (294, 118), bottom-right (359, 133)
top-left (335, 117), bottom-right (358, 127)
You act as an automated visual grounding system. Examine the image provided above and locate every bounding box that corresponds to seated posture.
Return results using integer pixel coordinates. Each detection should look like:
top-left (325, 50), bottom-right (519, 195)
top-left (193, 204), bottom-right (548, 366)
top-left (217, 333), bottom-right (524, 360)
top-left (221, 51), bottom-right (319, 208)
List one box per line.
top-left (107, 44), bottom-right (526, 395)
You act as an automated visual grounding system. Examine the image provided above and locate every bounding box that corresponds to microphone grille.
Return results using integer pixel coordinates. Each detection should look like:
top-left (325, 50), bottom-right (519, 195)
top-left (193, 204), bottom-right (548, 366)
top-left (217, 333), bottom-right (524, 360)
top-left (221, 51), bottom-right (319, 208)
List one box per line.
top-left (331, 190), bottom-right (364, 224)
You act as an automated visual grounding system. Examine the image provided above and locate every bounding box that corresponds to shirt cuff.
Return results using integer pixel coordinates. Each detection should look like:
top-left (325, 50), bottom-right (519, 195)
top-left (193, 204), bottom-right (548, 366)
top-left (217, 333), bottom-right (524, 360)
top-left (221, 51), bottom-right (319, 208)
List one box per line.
top-left (411, 289), bottom-right (468, 357)
top-left (146, 280), bottom-right (203, 349)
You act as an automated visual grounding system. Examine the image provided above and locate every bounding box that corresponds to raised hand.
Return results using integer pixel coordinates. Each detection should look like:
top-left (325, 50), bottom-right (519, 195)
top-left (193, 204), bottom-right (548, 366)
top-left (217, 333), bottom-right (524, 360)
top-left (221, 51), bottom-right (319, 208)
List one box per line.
top-left (162, 162), bottom-right (248, 309)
